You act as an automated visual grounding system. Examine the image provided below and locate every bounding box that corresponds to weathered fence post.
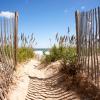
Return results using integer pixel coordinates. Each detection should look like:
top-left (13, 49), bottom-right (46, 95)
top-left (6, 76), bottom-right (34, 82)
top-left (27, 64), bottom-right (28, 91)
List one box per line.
top-left (75, 11), bottom-right (80, 62)
top-left (14, 12), bottom-right (18, 70)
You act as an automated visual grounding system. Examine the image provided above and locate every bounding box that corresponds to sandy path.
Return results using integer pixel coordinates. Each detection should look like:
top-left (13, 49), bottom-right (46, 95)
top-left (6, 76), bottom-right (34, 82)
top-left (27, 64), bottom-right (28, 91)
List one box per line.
top-left (7, 59), bottom-right (81, 100)
top-left (8, 59), bottom-right (43, 100)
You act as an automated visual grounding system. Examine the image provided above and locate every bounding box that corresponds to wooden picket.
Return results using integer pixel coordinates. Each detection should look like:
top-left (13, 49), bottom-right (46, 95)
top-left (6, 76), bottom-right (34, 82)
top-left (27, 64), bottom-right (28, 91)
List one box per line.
top-left (0, 12), bottom-right (18, 99)
top-left (75, 7), bottom-right (100, 87)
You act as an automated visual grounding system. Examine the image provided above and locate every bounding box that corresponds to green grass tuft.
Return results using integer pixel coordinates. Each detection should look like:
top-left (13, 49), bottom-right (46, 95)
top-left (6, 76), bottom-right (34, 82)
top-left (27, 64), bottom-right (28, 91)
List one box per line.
top-left (17, 47), bottom-right (34, 62)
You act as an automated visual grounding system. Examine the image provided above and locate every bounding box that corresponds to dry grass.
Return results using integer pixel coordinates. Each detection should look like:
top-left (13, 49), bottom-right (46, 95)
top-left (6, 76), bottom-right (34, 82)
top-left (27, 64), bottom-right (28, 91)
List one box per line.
top-left (60, 64), bottom-right (100, 100)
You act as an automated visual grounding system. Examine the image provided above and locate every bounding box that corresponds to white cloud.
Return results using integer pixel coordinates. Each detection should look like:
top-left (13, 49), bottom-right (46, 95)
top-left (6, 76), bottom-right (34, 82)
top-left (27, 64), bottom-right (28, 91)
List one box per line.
top-left (0, 11), bottom-right (14, 18)
top-left (81, 6), bottom-right (85, 10)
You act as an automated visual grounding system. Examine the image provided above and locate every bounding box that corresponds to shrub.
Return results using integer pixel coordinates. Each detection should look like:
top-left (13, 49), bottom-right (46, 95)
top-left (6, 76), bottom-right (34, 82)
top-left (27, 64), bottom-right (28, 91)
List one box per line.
top-left (41, 32), bottom-right (79, 77)
top-left (41, 45), bottom-right (64, 64)
top-left (17, 47), bottom-right (34, 62)
top-left (62, 47), bottom-right (77, 64)
top-left (41, 31), bottom-right (76, 65)
top-left (41, 45), bottom-right (77, 65)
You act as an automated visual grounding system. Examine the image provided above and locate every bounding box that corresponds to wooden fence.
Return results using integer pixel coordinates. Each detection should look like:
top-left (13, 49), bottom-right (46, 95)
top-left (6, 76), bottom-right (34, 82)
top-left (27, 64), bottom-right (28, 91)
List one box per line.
top-left (0, 12), bottom-right (18, 99)
top-left (75, 7), bottom-right (100, 87)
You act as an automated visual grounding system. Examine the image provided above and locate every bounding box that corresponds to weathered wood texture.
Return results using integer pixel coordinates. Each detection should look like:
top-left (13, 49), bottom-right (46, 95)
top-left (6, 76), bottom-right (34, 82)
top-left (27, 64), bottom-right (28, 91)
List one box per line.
top-left (0, 12), bottom-right (18, 100)
top-left (75, 7), bottom-right (100, 88)
top-left (14, 12), bottom-right (18, 69)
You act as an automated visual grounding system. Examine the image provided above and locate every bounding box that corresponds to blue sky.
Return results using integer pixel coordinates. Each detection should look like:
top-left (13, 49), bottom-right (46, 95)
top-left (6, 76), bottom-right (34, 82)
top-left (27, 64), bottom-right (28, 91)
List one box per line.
top-left (0, 0), bottom-right (100, 48)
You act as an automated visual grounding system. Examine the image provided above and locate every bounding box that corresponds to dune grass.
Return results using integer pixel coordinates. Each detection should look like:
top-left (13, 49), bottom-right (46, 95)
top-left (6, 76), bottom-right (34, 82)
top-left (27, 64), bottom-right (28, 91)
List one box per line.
top-left (41, 45), bottom-right (76, 65)
top-left (17, 47), bottom-right (34, 63)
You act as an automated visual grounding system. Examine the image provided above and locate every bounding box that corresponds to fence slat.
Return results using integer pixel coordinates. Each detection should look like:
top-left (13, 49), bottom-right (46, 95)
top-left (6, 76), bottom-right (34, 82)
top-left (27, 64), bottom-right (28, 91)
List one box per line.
top-left (75, 7), bottom-right (100, 88)
top-left (0, 11), bottom-right (18, 99)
